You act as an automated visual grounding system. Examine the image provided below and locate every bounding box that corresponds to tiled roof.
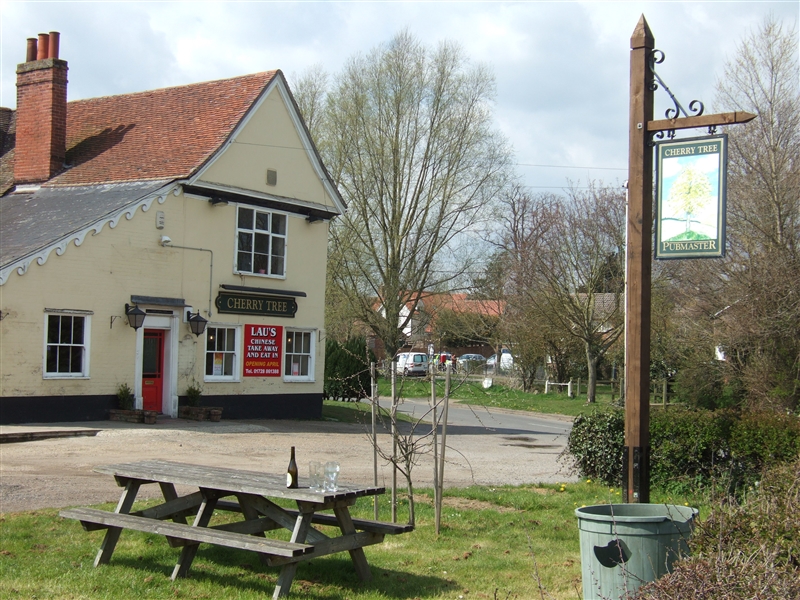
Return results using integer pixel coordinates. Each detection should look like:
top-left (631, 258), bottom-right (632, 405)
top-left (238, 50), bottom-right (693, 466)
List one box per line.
top-left (426, 293), bottom-right (506, 317)
top-left (0, 71), bottom-right (276, 189)
top-left (60, 71), bottom-right (276, 185)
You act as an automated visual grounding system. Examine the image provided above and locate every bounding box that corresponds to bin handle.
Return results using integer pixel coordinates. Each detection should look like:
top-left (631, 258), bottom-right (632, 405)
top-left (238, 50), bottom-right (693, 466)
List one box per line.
top-left (594, 538), bottom-right (631, 568)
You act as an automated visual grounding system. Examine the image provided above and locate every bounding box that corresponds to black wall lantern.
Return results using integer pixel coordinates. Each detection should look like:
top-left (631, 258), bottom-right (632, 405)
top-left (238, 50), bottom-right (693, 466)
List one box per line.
top-left (125, 303), bottom-right (146, 330)
top-left (188, 311), bottom-right (208, 337)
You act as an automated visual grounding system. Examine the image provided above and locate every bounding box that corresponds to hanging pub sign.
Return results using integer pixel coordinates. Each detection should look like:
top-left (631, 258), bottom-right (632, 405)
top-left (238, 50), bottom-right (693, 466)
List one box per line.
top-left (244, 324), bottom-right (282, 377)
top-left (655, 134), bottom-right (727, 259)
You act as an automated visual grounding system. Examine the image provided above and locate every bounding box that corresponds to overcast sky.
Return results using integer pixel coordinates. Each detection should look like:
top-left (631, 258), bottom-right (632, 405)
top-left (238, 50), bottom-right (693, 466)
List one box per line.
top-left (1, 1), bottom-right (797, 192)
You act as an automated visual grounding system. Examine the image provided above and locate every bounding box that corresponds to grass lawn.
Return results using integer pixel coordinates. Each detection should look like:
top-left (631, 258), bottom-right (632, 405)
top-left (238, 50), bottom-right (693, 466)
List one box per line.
top-left (375, 377), bottom-right (620, 418)
top-left (322, 400), bottom-right (418, 424)
top-left (0, 482), bottom-right (707, 600)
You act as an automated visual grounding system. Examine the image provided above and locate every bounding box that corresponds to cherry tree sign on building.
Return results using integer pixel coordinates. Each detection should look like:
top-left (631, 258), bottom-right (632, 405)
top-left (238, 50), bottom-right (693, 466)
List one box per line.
top-left (244, 325), bottom-right (282, 377)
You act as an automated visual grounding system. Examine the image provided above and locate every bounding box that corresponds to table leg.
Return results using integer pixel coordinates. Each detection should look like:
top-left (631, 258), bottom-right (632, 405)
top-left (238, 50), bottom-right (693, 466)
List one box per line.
top-left (171, 490), bottom-right (219, 580)
top-left (237, 493), bottom-right (269, 565)
top-left (334, 505), bottom-right (372, 581)
top-left (158, 483), bottom-right (188, 524)
top-left (94, 478), bottom-right (141, 567)
top-left (272, 507), bottom-right (314, 599)
top-left (159, 482), bottom-right (189, 548)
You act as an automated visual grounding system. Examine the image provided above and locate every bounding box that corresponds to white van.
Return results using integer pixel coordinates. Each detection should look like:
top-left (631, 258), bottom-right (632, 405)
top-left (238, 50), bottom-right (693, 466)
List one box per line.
top-left (395, 352), bottom-right (429, 376)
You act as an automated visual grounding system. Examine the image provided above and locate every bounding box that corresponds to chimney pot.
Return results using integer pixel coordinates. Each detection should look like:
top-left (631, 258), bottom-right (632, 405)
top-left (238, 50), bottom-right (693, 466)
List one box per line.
top-left (26, 38), bottom-right (37, 62)
top-left (36, 33), bottom-right (49, 60)
top-left (48, 31), bottom-right (60, 59)
top-left (15, 32), bottom-right (68, 185)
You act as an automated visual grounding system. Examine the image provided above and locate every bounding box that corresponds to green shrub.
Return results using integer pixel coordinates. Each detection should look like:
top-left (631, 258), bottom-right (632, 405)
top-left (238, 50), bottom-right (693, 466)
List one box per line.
top-left (649, 408), bottom-right (735, 491)
top-left (564, 409), bottom-right (625, 486)
top-left (323, 336), bottom-right (375, 402)
top-left (565, 407), bottom-right (800, 490)
top-left (184, 380), bottom-right (203, 406)
top-left (115, 383), bottom-right (135, 410)
top-left (729, 410), bottom-right (800, 467)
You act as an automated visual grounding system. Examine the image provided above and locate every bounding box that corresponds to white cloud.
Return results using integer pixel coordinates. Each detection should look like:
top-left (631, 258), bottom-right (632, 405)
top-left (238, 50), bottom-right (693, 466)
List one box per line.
top-left (1, 0), bottom-right (796, 193)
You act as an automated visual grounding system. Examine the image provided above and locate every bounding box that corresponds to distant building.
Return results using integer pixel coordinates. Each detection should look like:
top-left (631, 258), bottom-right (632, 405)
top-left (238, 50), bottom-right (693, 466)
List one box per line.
top-left (0, 32), bottom-right (344, 424)
top-left (371, 292), bottom-right (504, 359)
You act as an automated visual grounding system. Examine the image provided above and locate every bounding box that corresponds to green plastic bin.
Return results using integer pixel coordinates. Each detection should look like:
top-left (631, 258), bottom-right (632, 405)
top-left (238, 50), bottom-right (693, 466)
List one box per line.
top-left (575, 504), bottom-right (697, 600)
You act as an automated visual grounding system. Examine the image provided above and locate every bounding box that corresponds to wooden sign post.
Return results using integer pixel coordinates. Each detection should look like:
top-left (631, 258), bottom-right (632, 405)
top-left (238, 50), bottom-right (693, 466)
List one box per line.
top-left (624, 15), bottom-right (755, 503)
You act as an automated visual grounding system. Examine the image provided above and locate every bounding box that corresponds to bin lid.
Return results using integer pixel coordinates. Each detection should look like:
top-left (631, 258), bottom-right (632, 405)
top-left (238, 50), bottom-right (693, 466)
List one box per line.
top-left (575, 503), bottom-right (697, 524)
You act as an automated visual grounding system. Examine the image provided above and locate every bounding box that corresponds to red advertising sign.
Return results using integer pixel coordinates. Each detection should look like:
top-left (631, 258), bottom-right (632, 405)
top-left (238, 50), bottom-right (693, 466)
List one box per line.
top-left (244, 325), bottom-right (283, 377)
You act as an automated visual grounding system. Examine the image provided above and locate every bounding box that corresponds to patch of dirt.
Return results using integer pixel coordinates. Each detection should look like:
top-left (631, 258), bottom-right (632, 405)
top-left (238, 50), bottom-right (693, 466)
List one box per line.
top-left (416, 495), bottom-right (519, 513)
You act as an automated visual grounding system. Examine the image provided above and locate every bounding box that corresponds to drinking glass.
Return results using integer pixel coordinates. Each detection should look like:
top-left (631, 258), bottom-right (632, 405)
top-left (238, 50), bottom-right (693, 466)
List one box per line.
top-left (308, 461), bottom-right (322, 491)
top-left (323, 461), bottom-right (340, 492)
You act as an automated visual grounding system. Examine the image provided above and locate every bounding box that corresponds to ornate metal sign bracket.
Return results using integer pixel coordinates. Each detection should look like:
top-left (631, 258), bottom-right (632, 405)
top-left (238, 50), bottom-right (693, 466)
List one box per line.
top-left (646, 48), bottom-right (755, 145)
top-left (648, 49), bottom-right (706, 143)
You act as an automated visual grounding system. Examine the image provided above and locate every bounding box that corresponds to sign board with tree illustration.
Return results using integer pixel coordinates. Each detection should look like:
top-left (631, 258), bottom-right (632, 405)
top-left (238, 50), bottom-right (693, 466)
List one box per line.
top-left (655, 135), bottom-right (727, 259)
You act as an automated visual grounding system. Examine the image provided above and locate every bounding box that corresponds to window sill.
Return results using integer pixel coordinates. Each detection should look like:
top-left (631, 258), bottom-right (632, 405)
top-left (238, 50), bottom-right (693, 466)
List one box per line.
top-left (203, 377), bottom-right (240, 383)
top-left (283, 378), bottom-right (316, 383)
top-left (235, 270), bottom-right (287, 280)
top-left (43, 375), bottom-right (90, 380)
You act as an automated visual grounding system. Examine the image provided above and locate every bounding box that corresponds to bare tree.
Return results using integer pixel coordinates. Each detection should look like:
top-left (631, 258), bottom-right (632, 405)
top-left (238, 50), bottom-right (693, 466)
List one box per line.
top-left (298, 31), bottom-right (511, 359)
top-left (290, 64), bottom-right (329, 133)
top-left (500, 186), bottom-right (626, 402)
top-left (671, 17), bottom-right (799, 410)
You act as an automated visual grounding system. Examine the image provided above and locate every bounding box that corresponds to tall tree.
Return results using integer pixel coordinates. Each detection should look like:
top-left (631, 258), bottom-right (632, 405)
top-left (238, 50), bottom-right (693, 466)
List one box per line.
top-left (672, 17), bottom-right (799, 410)
top-left (500, 185), bottom-right (626, 402)
top-left (299, 31), bottom-right (511, 358)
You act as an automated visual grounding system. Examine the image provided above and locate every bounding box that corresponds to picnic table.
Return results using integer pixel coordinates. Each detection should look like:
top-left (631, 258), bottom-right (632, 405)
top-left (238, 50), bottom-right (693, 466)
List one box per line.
top-left (60, 459), bottom-right (413, 599)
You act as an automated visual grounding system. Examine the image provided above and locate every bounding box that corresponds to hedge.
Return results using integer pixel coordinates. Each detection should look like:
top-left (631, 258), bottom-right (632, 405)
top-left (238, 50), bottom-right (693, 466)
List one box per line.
top-left (565, 407), bottom-right (800, 490)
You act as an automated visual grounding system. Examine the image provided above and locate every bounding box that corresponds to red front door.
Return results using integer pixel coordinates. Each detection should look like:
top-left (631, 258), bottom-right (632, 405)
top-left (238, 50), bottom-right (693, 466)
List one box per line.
top-left (142, 329), bottom-right (165, 412)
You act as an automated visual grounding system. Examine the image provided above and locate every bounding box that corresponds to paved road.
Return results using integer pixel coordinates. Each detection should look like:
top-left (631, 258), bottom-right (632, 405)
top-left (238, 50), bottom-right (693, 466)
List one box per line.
top-left (0, 403), bottom-right (577, 513)
top-left (390, 396), bottom-right (573, 436)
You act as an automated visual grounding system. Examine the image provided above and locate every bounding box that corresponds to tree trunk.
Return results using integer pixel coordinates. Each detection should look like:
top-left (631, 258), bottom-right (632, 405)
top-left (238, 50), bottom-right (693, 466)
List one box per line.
top-left (585, 343), bottom-right (600, 403)
top-left (406, 476), bottom-right (415, 527)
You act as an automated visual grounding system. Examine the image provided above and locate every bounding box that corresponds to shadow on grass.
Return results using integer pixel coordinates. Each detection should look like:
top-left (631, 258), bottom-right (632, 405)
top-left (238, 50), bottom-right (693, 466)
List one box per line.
top-left (113, 550), bottom-right (453, 599)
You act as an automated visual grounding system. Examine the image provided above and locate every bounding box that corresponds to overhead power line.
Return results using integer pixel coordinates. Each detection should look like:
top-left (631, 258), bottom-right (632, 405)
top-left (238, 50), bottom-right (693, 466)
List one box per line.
top-left (516, 162), bottom-right (627, 171)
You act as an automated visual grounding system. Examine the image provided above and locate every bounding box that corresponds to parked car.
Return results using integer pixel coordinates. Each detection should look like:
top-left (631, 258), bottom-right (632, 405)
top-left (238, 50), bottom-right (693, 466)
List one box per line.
top-left (457, 353), bottom-right (486, 373)
top-left (486, 349), bottom-right (514, 370)
top-left (395, 352), bottom-right (429, 376)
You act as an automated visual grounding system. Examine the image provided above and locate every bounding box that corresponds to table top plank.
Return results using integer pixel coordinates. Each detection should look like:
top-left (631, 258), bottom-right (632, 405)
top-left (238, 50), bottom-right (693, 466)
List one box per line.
top-left (94, 460), bottom-right (384, 503)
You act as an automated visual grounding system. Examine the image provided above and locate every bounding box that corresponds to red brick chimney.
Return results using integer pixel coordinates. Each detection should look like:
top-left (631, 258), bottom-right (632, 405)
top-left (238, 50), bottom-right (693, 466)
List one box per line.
top-left (14, 32), bottom-right (68, 185)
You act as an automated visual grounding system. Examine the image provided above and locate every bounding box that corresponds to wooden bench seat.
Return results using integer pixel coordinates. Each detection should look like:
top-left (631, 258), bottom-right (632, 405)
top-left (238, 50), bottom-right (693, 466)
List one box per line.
top-left (60, 507), bottom-right (313, 558)
top-left (214, 500), bottom-right (414, 535)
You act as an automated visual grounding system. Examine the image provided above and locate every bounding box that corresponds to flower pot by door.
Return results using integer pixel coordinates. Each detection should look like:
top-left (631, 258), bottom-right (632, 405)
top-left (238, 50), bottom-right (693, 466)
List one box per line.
top-left (142, 329), bottom-right (165, 412)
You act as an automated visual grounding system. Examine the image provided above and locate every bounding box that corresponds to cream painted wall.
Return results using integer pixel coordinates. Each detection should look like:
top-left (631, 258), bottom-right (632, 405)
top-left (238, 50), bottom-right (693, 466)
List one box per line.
top-left (198, 83), bottom-right (337, 211)
top-left (0, 189), bottom-right (329, 400)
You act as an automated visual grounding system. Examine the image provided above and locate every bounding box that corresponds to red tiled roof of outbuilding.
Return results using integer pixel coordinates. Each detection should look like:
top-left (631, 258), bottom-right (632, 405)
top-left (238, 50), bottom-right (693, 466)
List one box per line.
top-left (47, 71), bottom-right (276, 186)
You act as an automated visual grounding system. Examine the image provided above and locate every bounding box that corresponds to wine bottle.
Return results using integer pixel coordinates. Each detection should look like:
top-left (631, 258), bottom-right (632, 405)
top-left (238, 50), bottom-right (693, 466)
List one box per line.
top-left (286, 446), bottom-right (299, 488)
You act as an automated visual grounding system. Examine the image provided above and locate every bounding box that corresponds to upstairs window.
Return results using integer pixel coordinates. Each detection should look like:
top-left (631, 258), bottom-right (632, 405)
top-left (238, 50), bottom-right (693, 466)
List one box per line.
top-left (236, 207), bottom-right (287, 277)
top-left (44, 313), bottom-right (91, 378)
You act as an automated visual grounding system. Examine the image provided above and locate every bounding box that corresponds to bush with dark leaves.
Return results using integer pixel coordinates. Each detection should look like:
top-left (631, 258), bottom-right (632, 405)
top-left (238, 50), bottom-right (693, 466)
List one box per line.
top-left (564, 407), bottom-right (800, 491)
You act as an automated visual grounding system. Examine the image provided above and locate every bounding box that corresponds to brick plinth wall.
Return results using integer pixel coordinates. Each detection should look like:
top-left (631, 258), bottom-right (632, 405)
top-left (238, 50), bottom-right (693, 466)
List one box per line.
top-left (15, 58), bottom-right (68, 184)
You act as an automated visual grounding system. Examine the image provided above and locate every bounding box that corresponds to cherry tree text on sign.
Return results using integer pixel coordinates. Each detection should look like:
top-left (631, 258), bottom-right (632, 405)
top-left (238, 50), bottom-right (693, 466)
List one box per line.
top-left (244, 325), bottom-right (282, 377)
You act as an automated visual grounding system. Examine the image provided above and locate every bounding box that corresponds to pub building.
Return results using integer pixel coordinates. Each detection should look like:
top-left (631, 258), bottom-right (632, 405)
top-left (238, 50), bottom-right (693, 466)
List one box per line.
top-left (0, 32), bottom-right (344, 424)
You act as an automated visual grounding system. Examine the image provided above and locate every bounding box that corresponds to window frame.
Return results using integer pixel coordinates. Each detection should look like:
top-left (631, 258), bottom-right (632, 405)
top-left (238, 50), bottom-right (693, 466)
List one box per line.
top-left (42, 311), bottom-right (92, 379)
top-left (234, 205), bottom-right (288, 279)
top-left (283, 328), bottom-right (316, 382)
top-left (203, 324), bottom-right (241, 383)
